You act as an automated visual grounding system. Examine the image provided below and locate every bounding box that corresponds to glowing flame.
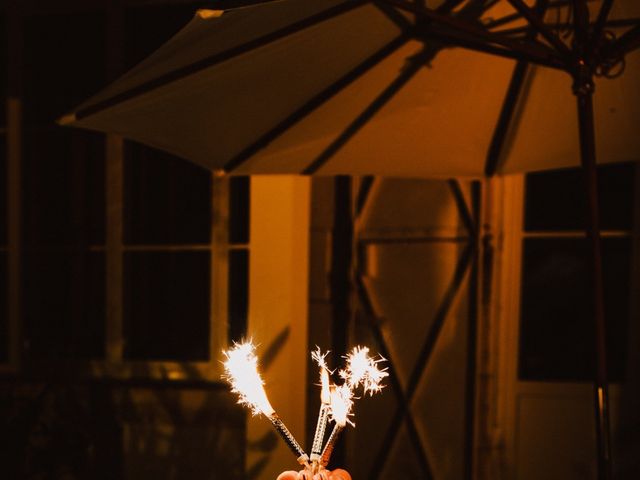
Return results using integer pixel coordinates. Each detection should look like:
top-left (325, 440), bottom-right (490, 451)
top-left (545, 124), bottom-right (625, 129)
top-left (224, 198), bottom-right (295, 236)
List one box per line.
top-left (320, 367), bottom-right (331, 404)
top-left (311, 346), bottom-right (329, 371)
top-left (312, 347), bottom-right (332, 404)
top-left (222, 341), bottom-right (275, 416)
top-left (340, 346), bottom-right (389, 396)
top-left (329, 384), bottom-right (354, 427)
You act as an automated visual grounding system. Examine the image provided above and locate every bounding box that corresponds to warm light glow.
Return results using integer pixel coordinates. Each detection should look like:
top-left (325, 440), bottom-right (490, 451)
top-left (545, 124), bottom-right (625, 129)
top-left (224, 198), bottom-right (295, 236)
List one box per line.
top-left (320, 368), bottom-right (331, 405)
top-left (311, 346), bottom-right (329, 371)
top-left (312, 347), bottom-right (332, 404)
top-left (340, 346), bottom-right (389, 396)
top-left (329, 384), bottom-right (354, 427)
top-left (222, 341), bottom-right (275, 416)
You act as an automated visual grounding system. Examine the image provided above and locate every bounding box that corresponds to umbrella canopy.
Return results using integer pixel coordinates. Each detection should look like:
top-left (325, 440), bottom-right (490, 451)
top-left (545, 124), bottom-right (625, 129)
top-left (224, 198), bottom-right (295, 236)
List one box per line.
top-left (60, 0), bottom-right (640, 177)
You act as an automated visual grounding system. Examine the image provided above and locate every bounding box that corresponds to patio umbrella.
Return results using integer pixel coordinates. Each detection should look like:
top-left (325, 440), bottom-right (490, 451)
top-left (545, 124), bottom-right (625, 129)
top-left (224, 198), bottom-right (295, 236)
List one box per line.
top-left (59, 0), bottom-right (640, 177)
top-left (60, 1), bottom-right (640, 478)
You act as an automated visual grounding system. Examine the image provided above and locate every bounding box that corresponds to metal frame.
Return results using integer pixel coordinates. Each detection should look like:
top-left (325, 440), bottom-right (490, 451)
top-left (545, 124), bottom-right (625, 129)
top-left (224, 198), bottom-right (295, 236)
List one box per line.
top-left (350, 178), bottom-right (480, 479)
top-left (385, 0), bottom-right (567, 68)
top-left (345, 2), bottom-right (638, 477)
top-left (372, 3), bottom-right (637, 478)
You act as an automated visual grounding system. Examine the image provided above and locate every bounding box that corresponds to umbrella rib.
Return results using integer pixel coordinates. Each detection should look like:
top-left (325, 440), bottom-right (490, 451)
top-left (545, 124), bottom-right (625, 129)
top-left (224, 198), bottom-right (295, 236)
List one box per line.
top-left (484, 0), bottom-right (549, 177)
top-left (382, 0), bottom-right (564, 69)
top-left (604, 23), bottom-right (640, 58)
top-left (485, 0), bottom-right (548, 176)
top-left (589, 0), bottom-right (614, 56)
top-left (408, 0), bottom-right (564, 68)
top-left (484, 0), bottom-right (576, 30)
top-left (417, 26), bottom-right (563, 69)
top-left (74, 0), bottom-right (367, 120)
top-left (507, 0), bottom-right (572, 58)
top-left (373, 0), bottom-right (414, 30)
top-left (301, 46), bottom-right (435, 175)
top-left (484, 10), bottom-right (529, 30)
top-left (572, 0), bottom-right (591, 52)
top-left (484, 61), bottom-right (529, 176)
top-left (222, 33), bottom-right (412, 174)
top-left (494, 19), bottom-right (640, 37)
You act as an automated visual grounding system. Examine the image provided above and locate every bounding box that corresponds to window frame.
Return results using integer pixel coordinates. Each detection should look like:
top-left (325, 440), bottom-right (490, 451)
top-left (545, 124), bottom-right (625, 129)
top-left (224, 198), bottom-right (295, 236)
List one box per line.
top-left (0, 1), bottom-right (243, 382)
top-left (488, 169), bottom-right (640, 479)
top-left (519, 164), bottom-right (636, 383)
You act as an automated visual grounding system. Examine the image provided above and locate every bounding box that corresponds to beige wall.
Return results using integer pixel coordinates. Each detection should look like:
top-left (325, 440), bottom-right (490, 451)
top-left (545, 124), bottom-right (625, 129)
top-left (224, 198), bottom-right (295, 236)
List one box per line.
top-left (247, 176), bottom-right (311, 480)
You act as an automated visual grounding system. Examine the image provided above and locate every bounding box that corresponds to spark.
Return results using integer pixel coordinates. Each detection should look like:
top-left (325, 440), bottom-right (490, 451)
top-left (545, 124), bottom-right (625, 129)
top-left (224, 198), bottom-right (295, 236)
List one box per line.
top-left (222, 341), bottom-right (274, 416)
top-left (310, 347), bottom-right (332, 466)
top-left (320, 384), bottom-right (355, 468)
top-left (312, 347), bottom-right (332, 404)
top-left (329, 384), bottom-right (354, 427)
top-left (311, 346), bottom-right (330, 372)
top-left (320, 368), bottom-right (331, 404)
top-left (340, 346), bottom-right (389, 396)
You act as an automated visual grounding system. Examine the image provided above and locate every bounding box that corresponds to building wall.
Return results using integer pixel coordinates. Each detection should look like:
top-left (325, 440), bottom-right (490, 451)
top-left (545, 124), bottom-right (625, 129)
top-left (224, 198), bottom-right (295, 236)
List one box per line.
top-left (247, 176), bottom-right (310, 480)
top-left (307, 177), bottom-right (479, 480)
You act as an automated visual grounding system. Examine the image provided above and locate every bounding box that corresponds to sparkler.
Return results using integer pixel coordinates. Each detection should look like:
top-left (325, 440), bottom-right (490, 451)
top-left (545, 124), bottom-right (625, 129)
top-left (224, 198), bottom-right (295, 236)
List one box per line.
top-left (310, 348), bottom-right (333, 471)
top-left (222, 341), bottom-right (310, 466)
top-left (222, 341), bottom-right (388, 473)
top-left (320, 384), bottom-right (354, 467)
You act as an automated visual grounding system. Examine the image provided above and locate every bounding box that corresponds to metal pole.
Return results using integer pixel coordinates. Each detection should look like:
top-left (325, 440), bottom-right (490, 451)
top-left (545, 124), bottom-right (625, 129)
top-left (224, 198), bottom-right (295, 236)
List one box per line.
top-left (573, 64), bottom-right (613, 480)
top-left (329, 175), bottom-right (353, 468)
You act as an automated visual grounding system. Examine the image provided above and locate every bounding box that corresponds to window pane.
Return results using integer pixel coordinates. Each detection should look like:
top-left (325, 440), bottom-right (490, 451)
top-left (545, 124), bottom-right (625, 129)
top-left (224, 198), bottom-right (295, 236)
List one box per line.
top-left (519, 237), bottom-right (631, 382)
top-left (125, 3), bottom-right (202, 70)
top-left (124, 142), bottom-right (211, 245)
top-left (124, 251), bottom-right (210, 361)
top-left (23, 252), bottom-right (105, 359)
top-left (229, 177), bottom-right (250, 245)
top-left (525, 163), bottom-right (635, 232)
top-left (0, 253), bottom-right (6, 362)
top-left (23, 129), bottom-right (105, 246)
top-left (228, 249), bottom-right (248, 344)
top-left (23, 12), bottom-right (105, 125)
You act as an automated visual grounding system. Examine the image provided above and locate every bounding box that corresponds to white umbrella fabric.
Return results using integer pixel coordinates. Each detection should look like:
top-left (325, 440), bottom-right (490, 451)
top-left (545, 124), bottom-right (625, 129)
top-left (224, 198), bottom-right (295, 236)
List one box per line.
top-left (60, 0), bottom-right (640, 177)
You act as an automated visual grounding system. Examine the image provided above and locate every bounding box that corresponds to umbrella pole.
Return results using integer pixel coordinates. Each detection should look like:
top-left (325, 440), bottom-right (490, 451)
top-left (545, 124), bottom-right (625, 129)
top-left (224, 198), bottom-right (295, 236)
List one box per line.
top-left (573, 67), bottom-right (613, 480)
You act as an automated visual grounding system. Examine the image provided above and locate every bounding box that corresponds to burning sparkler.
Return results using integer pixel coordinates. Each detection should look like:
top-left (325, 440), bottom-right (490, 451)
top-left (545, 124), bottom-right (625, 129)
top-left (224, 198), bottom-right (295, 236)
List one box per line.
top-left (223, 341), bottom-right (310, 466)
top-left (320, 384), bottom-right (354, 467)
top-left (222, 341), bottom-right (388, 473)
top-left (310, 348), bottom-right (332, 468)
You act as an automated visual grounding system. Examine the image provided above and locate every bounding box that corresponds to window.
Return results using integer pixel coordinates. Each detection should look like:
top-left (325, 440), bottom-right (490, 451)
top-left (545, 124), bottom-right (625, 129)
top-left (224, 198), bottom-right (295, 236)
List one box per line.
top-left (1, 2), bottom-right (249, 380)
top-left (122, 142), bottom-right (213, 362)
top-left (518, 163), bottom-right (636, 382)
